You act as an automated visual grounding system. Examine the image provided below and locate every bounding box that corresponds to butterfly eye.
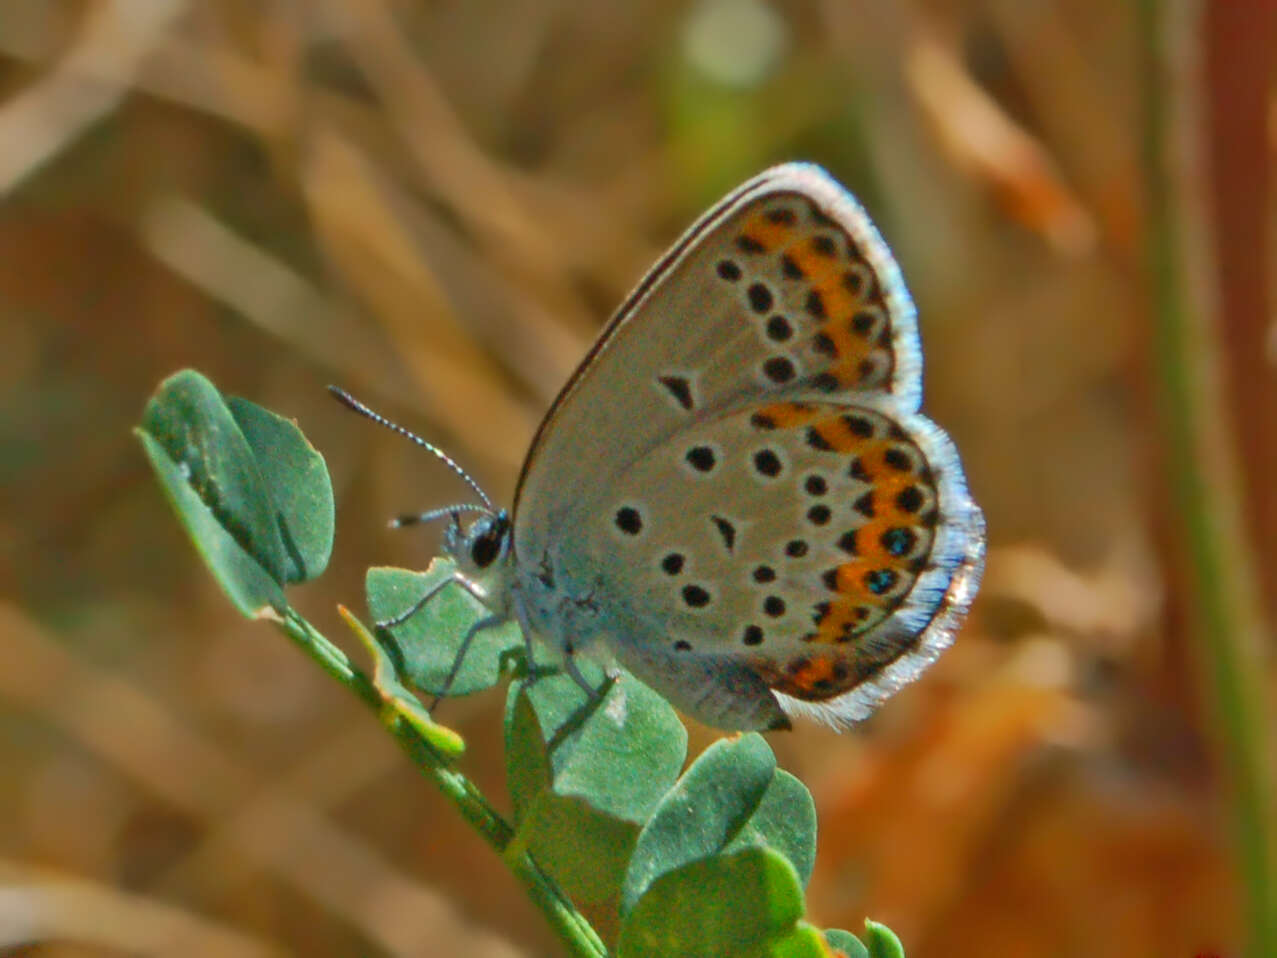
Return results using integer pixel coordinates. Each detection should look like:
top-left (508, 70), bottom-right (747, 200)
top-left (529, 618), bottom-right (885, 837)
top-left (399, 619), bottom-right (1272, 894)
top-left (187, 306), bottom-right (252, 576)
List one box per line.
top-left (471, 534), bottom-right (501, 568)
top-left (469, 526), bottom-right (503, 569)
top-left (469, 513), bottom-right (511, 569)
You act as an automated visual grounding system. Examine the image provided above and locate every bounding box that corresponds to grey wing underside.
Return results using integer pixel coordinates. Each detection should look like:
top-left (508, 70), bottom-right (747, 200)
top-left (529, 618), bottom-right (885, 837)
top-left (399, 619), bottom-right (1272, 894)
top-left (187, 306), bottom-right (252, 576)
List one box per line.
top-left (571, 395), bottom-right (984, 730)
top-left (510, 163), bottom-right (981, 729)
top-left (513, 163), bottom-right (923, 563)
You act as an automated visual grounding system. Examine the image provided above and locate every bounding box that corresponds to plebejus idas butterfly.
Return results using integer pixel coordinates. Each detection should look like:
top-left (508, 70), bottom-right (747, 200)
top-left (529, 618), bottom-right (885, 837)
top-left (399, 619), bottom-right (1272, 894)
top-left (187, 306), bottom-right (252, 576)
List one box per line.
top-left (334, 163), bottom-right (985, 731)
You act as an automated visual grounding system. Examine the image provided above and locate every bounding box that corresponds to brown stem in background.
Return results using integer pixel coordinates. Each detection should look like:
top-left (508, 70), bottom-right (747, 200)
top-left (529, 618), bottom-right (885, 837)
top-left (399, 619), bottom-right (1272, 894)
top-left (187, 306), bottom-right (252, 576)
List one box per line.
top-left (1139, 1), bottom-right (1277, 954)
top-left (1204, 0), bottom-right (1277, 623)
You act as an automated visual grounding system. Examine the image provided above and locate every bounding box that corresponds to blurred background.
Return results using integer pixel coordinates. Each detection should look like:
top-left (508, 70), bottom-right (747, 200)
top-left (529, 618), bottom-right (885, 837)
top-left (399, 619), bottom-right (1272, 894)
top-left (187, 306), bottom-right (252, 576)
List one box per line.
top-left (2, 1), bottom-right (1274, 955)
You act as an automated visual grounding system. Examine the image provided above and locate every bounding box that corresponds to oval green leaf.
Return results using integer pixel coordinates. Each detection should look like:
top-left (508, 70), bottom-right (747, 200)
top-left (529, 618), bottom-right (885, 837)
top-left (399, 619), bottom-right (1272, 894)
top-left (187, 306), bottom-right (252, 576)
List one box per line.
top-left (824, 929), bottom-right (870, 958)
top-left (618, 846), bottom-right (805, 958)
top-left (621, 733), bottom-right (776, 914)
top-left (227, 396), bottom-right (333, 583)
top-left (769, 924), bottom-right (840, 958)
top-left (505, 686), bottom-right (556, 820)
top-left (506, 667), bottom-right (686, 824)
top-left (515, 791), bottom-right (639, 907)
top-left (366, 562), bottom-right (521, 696)
top-left (137, 370), bottom-right (288, 614)
top-left (504, 665), bottom-right (684, 907)
top-left (862, 920), bottom-right (905, 958)
top-left (726, 769), bottom-right (817, 888)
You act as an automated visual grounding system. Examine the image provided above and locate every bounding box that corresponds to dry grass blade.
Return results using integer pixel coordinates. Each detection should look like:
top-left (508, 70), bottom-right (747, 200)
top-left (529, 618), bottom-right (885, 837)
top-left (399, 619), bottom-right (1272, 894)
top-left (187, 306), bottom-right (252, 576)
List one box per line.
top-left (334, 0), bottom-right (597, 338)
top-left (0, 0), bottom-right (188, 195)
top-left (301, 130), bottom-right (538, 467)
top-left (0, 859), bottom-right (286, 957)
top-left (0, 602), bottom-right (521, 957)
top-left (906, 37), bottom-right (1096, 257)
top-left (139, 192), bottom-right (418, 401)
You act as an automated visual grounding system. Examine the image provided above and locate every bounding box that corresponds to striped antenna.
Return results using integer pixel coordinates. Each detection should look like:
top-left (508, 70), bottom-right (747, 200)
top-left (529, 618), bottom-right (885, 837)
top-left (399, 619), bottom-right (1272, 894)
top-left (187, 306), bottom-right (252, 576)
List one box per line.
top-left (391, 503), bottom-right (490, 528)
top-left (327, 386), bottom-right (494, 512)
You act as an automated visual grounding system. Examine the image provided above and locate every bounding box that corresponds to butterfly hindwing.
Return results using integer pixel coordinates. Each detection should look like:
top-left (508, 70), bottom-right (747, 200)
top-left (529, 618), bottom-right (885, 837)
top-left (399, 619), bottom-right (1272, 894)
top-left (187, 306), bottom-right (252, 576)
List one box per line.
top-left (562, 395), bottom-right (982, 728)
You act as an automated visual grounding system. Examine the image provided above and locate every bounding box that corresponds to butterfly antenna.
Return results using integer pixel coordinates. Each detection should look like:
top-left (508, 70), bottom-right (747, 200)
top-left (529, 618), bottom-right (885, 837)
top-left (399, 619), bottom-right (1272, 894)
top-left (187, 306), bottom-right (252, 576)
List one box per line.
top-left (391, 503), bottom-right (490, 529)
top-left (327, 386), bottom-right (494, 511)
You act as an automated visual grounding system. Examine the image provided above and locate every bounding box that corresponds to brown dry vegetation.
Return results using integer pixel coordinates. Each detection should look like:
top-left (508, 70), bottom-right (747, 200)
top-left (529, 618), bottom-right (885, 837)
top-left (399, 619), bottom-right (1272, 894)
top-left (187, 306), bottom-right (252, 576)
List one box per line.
top-left (1, 1), bottom-right (1273, 956)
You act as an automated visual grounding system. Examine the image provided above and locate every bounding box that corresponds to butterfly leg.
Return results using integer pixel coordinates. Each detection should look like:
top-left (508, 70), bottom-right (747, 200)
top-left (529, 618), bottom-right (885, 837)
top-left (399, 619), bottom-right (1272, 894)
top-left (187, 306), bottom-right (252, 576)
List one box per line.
top-left (512, 599), bottom-right (548, 680)
top-left (427, 612), bottom-right (506, 710)
top-left (375, 574), bottom-right (462, 629)
top-left (511, 599), bottom-right (604, 701)
top-left (562, 649), bottom-right (605, 702)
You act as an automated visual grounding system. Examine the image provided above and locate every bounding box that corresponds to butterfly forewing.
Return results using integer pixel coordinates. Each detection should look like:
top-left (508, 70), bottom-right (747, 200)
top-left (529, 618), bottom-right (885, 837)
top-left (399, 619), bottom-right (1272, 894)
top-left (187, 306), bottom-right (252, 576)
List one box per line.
top-left (513, 165), bottom-right (922, 559)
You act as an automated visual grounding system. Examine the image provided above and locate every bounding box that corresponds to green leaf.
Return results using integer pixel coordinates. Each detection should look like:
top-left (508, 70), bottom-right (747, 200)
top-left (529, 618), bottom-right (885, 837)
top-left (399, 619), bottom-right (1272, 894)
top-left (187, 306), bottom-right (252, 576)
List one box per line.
top-left (137, 370), bottom-right (291, 615)
top-left (516, 792), bottom-right (640, 906)
top-left (727, 769), bottom-right (817, 888)
top-left (366, 562), bottom-right (521, 696)
top-left (503, 666), bottom-right (685, 907)
top-left (770, 923), bottom-right (840, 958)
top-left (618, 846), bottom-right (805, 958)
top-left (226, 396), bottom-right (333, 583)
top-left (862, 919), bottom-right (905, 958)
top-left (504, 666), bottom-right (684, 907)
top-left (505, 684), bottom-right (556, 819)
top-left (337, 605), bottom-right (465, 759)
top-left (506, 667), bottom-right (686, 823)
top-left (620, 733), bottom-right (776, 914)
top-left (824, 929), bottom-right (870, 958)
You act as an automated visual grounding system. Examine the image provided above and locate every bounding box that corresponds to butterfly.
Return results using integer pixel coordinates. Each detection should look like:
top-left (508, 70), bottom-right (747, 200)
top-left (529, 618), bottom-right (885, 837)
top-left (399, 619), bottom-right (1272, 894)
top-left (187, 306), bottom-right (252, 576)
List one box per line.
top-left (335, 163), bottom-right (985, 731)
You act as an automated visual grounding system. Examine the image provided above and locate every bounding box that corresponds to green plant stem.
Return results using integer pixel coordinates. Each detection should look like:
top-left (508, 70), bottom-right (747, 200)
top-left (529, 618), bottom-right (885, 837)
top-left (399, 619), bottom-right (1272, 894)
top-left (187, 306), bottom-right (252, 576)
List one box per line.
top-left (275, 608), bottom-right (608, 957)
top-left (1137, 2), bottom-right (1277, 955)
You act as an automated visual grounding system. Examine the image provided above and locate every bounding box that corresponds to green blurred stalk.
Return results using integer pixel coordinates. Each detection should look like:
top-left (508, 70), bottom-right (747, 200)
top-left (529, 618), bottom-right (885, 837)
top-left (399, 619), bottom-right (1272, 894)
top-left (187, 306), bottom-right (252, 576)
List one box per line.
top-left (277, 610), bottom-right (607, 957)
top-left (1137, 1), bottom-right (1277, 955)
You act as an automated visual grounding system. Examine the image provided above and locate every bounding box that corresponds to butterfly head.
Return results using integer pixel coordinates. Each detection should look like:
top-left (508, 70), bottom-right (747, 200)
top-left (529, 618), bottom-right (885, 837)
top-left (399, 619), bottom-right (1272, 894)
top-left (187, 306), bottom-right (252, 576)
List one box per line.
top-left (445, 507), bottom-right (514, 582)
top-left (325, 384), bottom-right (515, 584)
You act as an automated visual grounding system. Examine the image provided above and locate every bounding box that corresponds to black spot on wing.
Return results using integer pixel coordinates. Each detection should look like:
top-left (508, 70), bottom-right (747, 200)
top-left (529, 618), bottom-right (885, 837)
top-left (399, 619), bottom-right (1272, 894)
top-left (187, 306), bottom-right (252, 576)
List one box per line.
top-left (716, 260), bottom-right (742, 281)
top-left (753, 448), bottom-right (783, 477)
top-left (883, 447), bottom-right (912, 471)
top-left (710, 515), bottom-right (737, 552)
top-left (685, 445), bottom-right (717, 472)
top-left (765, 315), bottom-right (793, 342)
top-left (615, 506), bottom-right (643, 534)
top-left (682, 584), bottom-right (711, 608)
top-left (896, 486), bottom-right (924, 513)
top-left (747, 283), bottom-right (774, 313)
top-left (658, 375), bottom-right (694, 410)
top-left (806, 504), bottom-right (831, 525)
top-left (763, 356), bottom-right (796, 383)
